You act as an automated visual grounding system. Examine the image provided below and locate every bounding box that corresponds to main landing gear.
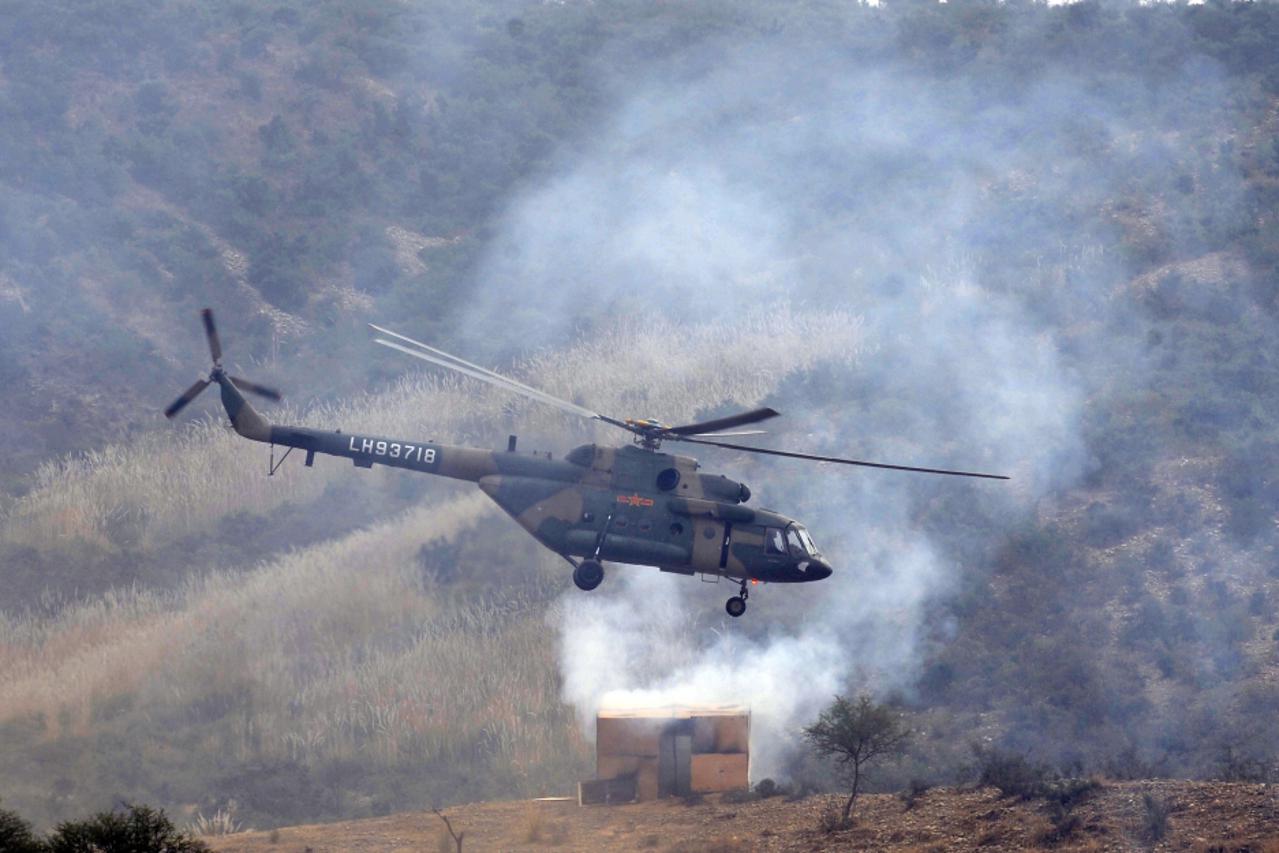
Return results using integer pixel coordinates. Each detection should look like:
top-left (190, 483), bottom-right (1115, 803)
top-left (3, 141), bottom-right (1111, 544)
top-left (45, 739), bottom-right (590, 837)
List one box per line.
top-left (725, 578), bottom-right (749, 618)
top-left (573, 559), bottom-right (605, 591)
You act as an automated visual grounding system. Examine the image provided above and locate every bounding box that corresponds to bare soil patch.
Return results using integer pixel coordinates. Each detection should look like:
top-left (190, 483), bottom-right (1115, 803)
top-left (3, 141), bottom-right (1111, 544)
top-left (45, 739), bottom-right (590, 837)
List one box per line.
top-left (209, 781), bottom-right (1279, 852)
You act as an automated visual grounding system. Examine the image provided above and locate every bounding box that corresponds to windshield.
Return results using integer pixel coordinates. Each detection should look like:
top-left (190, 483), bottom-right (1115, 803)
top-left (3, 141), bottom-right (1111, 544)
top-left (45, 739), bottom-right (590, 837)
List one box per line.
top-left (788, 524), bottom-right (820, 557)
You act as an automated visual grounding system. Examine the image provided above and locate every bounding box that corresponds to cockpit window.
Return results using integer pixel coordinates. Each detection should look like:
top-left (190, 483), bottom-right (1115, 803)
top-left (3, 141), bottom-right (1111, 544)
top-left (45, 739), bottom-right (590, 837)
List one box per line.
top-left (786, 528), bottom-right (805, 557)
top-left (766, 528), bottom-right (787, 555)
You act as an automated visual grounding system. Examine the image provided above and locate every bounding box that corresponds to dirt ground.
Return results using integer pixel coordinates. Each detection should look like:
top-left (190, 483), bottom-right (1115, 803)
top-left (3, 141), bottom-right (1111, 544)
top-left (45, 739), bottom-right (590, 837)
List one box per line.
top-left (210, 780), bottom-right (1279, 852)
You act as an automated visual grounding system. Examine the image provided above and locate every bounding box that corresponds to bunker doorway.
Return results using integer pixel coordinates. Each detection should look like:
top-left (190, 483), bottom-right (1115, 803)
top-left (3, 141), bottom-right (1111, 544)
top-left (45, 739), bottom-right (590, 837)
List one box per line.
top-left (658, 725), bottom-right (693, 797)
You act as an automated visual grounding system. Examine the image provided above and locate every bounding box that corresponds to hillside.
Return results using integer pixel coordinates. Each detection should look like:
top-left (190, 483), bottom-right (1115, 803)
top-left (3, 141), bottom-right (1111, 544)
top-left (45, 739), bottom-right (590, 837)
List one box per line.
top-left (4, 0), bottom-right (1279, 838)
top-left (208, 783), bottom-right (1279, 852)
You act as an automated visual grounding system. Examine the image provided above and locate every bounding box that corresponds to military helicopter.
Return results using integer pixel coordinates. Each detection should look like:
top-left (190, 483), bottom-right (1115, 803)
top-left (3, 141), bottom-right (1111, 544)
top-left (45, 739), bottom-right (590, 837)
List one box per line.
top-left (166, 310), bottom-right (1007, 617)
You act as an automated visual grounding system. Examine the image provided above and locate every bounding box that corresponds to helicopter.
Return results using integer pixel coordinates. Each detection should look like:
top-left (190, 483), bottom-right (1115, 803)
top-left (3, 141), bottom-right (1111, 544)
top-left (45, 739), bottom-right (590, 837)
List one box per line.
top-left (166, 309), bottom-right (1007, 617)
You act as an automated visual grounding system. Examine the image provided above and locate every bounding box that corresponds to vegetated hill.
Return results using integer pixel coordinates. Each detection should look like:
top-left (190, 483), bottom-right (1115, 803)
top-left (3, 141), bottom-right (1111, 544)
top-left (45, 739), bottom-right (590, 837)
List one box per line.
top-left (208, 782), bottom-right (1279, 852)
top-left (3, 0), bottom-right (1279, 839)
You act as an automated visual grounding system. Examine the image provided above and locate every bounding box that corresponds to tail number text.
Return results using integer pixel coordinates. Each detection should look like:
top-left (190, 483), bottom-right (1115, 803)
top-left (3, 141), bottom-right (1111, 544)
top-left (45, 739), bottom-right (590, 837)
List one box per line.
top-left (348, 436), bottom-right (436, 464)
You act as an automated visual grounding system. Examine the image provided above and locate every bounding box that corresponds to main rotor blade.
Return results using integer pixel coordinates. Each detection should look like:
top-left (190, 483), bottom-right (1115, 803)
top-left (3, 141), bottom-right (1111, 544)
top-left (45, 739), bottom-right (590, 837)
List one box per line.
top-left (686, 429), bottom-right (768, 438)
top-left (675, 436), bottom-right (1010, 480)
top-left (373, 335), bottom-right (610, 424)
top-left (666, 407), bottom-right (780, 436)
top-left (164, 378), bottom-right (211, 419)
top-left (372, 324), bottom-right (574, 407)
top-left (201, 308), bottom-right (222, 363)
top-left (229, 375), bottom-right (282, 401)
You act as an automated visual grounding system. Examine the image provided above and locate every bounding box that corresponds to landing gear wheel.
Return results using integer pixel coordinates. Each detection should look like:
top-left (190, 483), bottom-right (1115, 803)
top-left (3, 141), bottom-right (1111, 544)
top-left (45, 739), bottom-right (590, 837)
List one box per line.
top-left (573, 560), bottom-right (605, 591)
top-left (725, 596), bottom-right (747, 618)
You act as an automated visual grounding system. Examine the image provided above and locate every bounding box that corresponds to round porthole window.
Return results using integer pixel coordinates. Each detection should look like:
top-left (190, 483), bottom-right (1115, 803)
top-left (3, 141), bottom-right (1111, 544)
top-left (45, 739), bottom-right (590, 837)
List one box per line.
top-left (670, 523), bottom-right (684, 536)
top-left (656, 468), bottom-right (681, 491)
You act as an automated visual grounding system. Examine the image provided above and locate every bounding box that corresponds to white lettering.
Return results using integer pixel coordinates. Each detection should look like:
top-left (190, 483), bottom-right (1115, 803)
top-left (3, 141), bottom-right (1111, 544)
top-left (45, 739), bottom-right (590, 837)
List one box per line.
top-left (361, 438), bottom-right (373, 453)
top-left (348, 436), bottom-right (358, 452)
top-left (376, 440), bottom-right (387, 456)
top-left (389, 443), bottom-right (401, 458)
top-left (424, 448), bottom-right (436, 464)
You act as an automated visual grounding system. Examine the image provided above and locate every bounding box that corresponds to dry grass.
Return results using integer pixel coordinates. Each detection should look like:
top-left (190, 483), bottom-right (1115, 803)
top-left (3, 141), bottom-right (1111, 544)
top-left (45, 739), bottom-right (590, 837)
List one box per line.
top-left (188, 807), bottom-right (244, 837)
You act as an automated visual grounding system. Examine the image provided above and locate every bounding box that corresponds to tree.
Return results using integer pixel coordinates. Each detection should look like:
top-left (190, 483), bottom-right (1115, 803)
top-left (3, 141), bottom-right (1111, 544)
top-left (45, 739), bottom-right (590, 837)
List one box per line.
top-left (0, 801), bottom-right (46, 853)
top-left (803, 694), bottom-right (912, 826)
top-left (46, 804), bottom-right (208, 853)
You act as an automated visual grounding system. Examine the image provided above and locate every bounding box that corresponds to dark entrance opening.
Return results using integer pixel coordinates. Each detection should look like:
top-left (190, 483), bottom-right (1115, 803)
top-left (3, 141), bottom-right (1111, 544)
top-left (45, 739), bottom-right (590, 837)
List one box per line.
top-left (658, 721), bottom-right (693, 797)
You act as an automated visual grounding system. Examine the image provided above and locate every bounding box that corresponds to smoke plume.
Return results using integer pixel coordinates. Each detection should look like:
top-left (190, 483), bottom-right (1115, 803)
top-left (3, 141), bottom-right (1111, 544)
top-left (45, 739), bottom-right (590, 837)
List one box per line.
top-left (456, 31), bottom-right (1216, 777)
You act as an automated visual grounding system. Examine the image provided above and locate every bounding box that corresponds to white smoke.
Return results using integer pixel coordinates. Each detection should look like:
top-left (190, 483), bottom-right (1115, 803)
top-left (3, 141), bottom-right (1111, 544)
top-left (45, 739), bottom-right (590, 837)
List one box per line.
top-left (475, 36), bottom-right (1134, 779)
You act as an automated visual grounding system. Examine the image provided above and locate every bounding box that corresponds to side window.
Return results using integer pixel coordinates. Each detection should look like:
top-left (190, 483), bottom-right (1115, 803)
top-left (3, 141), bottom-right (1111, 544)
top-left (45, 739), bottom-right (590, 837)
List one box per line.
top-left (766, 528), bottom-right (786, 555)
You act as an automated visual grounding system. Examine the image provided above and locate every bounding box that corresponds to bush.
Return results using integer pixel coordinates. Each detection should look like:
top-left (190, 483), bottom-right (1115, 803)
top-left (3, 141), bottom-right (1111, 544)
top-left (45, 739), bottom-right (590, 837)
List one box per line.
top-left (1038, 803), bottom-right (1081, 847)
top-left (46, 804), bottom-right (209, 853)
top-left (972, 744), bottom-right (1052, 799)
top-left (972, 745), bottom-right (1101, 806)
top-left (817, 803), bottom-right (848, 834)
top-left (753, 778), bottom-right (786, 799)
top-left (898, 778), bottom-right (932, 811)
top-left (1036, 779), bottom-right (1102, 847)
top-left (1139, 793), bottom-right (1171, 842)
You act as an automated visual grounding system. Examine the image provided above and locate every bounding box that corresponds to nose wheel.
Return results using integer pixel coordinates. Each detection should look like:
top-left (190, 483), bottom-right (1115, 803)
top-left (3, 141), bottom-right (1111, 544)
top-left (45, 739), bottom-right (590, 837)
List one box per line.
top-left (573, 559), bottom-right (605, 591)
top-left (725, 579), bottom-right (750, 618)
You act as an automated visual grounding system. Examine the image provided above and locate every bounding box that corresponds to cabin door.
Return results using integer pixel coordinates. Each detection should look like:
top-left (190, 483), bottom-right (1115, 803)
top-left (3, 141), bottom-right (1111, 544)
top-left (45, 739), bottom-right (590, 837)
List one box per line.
top-left (690, 519), bottom-right (729, 574)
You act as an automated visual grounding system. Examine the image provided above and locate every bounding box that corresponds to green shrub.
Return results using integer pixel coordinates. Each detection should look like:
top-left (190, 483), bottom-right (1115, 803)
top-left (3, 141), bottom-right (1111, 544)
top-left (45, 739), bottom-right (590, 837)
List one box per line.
top-left (46, 804), bottom-right (209, 853)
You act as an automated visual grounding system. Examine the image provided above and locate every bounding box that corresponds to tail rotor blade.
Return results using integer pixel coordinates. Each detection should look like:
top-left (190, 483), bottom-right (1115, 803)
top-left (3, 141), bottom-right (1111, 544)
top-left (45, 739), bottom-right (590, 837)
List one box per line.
top-left (164, 378), bottom-right (211, 419)
top-left (229, 376), bottom-right (282, 401)
top-left (201, 308), bottom-right (222, 363)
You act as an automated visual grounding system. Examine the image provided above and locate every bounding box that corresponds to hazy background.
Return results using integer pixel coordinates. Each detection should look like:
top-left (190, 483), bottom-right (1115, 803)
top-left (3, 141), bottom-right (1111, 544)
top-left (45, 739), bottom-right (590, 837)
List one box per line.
top-left (2, 0), bottom-right (1279, 832)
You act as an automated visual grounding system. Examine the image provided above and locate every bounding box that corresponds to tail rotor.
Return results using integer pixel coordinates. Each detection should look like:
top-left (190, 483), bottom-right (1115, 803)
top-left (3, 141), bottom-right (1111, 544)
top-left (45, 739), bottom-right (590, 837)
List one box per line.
top-left (164, 309), bottom-right (281, 419)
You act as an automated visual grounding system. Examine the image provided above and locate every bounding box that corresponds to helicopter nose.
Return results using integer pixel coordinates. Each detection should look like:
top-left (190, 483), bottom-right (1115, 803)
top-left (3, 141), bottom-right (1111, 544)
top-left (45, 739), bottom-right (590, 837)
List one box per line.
top-left (804, 560), bottom-right (832, 581)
